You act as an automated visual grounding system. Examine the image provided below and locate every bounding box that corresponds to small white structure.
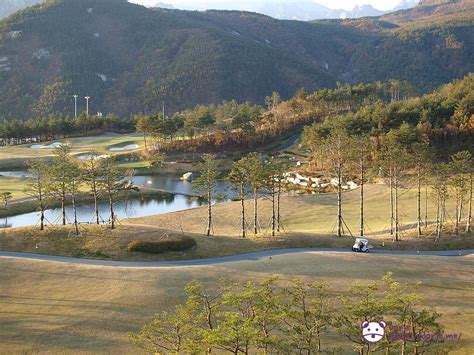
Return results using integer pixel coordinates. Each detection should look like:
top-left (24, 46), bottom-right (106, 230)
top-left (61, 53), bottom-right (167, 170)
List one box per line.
top-left (330, 178), bottom-right (340, 187)
top-left (181, 172), bottom-right (193, 181)
top-left (33, 48), bottom-right (51, 60)
top-left (0, 56), bottom-right (11, 72)
top-left (96, 73), bottom-right (107, 82)
top-left (8, 30), bottom-right (22, 39)
top-left (296, 173), bottom-right (310, 182)
top-left (348, 181), bottom-right (358, 190)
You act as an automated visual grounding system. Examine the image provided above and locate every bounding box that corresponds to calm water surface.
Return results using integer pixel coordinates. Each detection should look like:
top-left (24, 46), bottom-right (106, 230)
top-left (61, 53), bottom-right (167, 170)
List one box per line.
top-left (0, 173), bottom-right (232, 228)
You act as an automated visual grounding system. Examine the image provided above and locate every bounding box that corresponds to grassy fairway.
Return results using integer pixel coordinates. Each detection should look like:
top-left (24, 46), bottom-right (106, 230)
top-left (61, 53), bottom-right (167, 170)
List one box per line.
top-left (0, 133), bottom-right (144, 165)
top-left (131, 184), bottom-right (464, 239)
top-left (0, 252), bottom-right (472, 353)
top-left (0, 176), bottom-right (30, 199)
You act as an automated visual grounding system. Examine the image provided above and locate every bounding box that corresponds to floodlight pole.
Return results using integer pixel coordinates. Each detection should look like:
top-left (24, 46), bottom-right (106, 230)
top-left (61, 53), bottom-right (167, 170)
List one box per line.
top-left (85, 96), bottom-right (90, 117)
top-left (73, 95), bottom-right (78, 118)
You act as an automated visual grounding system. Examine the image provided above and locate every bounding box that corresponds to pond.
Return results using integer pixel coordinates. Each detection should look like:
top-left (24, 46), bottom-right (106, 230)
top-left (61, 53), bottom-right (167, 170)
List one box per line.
top-left (0, 171), bottom-right (31, 178)
top-left (0, 195), bottom-right (210, 229)
top-left (0, 173), bottom-right (235, 229)
top-left (131, 175), bottom-right (233, 197)
top-left (0, 172), bottom-right (233, 196)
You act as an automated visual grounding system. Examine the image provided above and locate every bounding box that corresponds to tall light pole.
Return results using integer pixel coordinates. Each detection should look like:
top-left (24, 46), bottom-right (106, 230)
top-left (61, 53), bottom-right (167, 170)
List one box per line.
top-left (73, 95), bottom-right (78, 118)
top-left (85, 96), bottom-right (90, 117)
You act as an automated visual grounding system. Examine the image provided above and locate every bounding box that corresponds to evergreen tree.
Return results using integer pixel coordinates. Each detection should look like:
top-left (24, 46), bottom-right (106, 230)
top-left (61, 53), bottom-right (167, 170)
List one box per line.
top-left (193, 154), bottom-right (220, 236)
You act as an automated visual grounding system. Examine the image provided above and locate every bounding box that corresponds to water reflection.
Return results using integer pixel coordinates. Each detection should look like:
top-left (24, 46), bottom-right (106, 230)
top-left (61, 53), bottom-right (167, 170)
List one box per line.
top-left (0, 195), bottom-right (209, 229)
top-left (0, 173), bottom-right (234, 229)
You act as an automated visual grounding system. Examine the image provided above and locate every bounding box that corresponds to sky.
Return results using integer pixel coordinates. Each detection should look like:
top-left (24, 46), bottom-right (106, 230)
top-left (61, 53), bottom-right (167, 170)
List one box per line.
top-left (129, 0), bottom-right (404, 11)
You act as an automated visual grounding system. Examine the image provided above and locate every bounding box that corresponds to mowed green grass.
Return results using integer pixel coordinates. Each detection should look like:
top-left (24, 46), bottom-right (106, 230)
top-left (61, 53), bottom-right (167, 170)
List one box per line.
top-left (0, 252), bottom-right (472, 353)
top-left (0, 176), bottom-right (30, 199)
top-left (131, 184), bottom-right (462, 238)
top-left (0, 133), bottom-right (144, 162)
top-left (0, 133), bottom-right (144, 198)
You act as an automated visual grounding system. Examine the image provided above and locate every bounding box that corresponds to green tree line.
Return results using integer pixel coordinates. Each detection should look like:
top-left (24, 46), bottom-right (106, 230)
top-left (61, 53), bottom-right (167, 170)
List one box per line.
top-left (130, 273), bottom-right (452, 354)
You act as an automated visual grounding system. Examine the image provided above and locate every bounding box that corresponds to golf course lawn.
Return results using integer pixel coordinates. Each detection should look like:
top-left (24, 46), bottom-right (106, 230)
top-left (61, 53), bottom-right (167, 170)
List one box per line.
top-left (0, 133), bottom-right (144, 164)
top-left (0, 251), bottom-right (472, 353)
top-left (0, 176), bottom-right (29, 199)
top-left (131, 184), bottom-right (464, 238)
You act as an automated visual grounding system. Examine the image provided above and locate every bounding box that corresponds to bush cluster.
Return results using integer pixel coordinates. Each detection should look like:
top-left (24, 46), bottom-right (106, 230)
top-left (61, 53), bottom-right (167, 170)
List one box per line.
top-left (127, 237), bottom-right (197, 254)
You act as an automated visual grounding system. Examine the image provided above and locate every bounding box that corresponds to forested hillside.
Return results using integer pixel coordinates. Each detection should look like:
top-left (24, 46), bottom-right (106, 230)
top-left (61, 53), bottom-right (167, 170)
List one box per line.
top-left (0, 0), bottom-right (472, 120)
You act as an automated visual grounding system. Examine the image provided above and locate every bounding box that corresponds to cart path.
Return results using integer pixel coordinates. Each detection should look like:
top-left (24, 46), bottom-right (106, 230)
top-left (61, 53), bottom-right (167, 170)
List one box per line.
top-left (0, 248), bottom-right (473, 268)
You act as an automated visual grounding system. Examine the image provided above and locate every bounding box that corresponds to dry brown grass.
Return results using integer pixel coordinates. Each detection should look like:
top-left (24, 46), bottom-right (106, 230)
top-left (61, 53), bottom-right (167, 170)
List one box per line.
top-left (0, 252), bottom-right (472, 353)
top-left (0, 225), bottom-right (355, 261)
top-left (1, 221), bottom-right (472, 264)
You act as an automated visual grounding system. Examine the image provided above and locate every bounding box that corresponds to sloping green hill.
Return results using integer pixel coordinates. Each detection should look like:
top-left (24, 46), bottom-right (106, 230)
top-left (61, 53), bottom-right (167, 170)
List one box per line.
top-left (0, 0), bottom-right (472, 119)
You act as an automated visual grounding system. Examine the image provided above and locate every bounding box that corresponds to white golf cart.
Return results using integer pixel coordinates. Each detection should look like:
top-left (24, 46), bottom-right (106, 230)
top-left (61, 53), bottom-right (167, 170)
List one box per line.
top-left (352, 238), bottom-right (372, 253)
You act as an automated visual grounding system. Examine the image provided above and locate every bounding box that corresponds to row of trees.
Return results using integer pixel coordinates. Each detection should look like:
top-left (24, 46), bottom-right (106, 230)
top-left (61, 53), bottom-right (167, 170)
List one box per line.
top-left (137, 80), bottom-right (409, 154)
top-left (131, 273), bottom-right (448, 354)
top-left (158, 74), bottom-right (472, 154)
top-left (26, 145), bottom-right (134, 233)
top-left (193, 153), bottom-right (290, 238)
top-left (136, 101), bottom-right (263, 149)
top-left (0, 113), bottom-right (136, 146)
top-left (302, 122), bottom-right (473, 240)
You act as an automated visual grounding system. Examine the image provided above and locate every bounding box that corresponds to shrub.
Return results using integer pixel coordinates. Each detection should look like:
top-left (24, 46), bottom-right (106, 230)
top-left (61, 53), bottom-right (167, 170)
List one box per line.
top-left (127, 236), bottom-right (197, 254)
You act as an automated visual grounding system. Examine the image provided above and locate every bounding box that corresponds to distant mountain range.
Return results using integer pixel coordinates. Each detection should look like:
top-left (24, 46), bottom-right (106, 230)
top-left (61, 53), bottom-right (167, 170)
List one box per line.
top-left (0, 0), bottom-right (43, 20)
top-left (151, 0), bottom-right (421, 20)
top-left (0, 0), bottom-right (472, 119)
top-left (0, 0), bottom-right (420, 21)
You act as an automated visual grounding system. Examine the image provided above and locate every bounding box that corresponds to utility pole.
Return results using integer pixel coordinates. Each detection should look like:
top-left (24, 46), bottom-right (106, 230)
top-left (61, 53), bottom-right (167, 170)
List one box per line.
top-left (85, 96), bottom-right (90, 117)
top-left (162, 101), bottom-right (165, 122)
top-left (73, 95), bottom-right (78, 118)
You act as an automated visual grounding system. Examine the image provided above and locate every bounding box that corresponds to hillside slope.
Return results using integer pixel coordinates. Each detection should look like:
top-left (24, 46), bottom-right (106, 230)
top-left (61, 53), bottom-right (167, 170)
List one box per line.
top-left (0, 0), bottom-right (472, 119)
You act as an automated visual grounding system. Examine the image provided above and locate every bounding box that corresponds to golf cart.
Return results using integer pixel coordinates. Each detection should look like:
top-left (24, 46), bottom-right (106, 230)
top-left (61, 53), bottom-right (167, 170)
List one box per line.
top-left (352, 238), bottom-right (372, 253)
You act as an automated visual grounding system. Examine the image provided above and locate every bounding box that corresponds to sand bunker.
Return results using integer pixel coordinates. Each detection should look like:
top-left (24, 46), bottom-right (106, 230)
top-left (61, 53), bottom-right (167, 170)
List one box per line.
top-left (30, 142), bottom-right (63, 149)
top-left (77, 154), bottom-right (110, 160)
top-left (109, 144), bottom-right (139, 152)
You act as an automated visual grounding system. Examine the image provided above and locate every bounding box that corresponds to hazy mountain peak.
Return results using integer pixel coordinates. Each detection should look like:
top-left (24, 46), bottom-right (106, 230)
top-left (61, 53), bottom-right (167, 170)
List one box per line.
top-left (0, 0), bottom-right (44, 19)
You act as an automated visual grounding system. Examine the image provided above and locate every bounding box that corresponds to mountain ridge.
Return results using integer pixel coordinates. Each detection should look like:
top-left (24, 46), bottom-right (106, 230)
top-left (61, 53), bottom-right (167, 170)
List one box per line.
top-left (0, 0), bottom-right (472, 119)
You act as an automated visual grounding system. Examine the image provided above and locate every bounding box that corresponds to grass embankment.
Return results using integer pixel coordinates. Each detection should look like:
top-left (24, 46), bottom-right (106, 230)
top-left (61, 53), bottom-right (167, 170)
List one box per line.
top-left (0, 224), bottom-right (352, 261)
top-left (132, 184), bottom-right (467, 237)
top-left (0, 251), bottom-right (472, 353)
top-left (1, 222), bottom-right (472, 263)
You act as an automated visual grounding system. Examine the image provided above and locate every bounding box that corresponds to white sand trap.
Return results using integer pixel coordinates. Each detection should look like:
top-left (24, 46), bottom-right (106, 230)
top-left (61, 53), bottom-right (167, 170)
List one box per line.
top-left (30, 142), bottom-right (63, 149)
top-left (109, 144), bottom-right (139, 152)
top-left (77, 154), bottom-right (110, 160)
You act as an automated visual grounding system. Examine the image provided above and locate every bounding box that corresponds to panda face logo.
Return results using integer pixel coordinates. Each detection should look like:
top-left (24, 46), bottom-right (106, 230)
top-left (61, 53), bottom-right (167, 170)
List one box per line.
top-left (361, 320), bottom-right (386, 343)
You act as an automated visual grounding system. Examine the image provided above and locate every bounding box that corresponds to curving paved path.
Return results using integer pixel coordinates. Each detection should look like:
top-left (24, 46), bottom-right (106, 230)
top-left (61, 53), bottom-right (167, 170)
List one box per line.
top-left (0, 248), bottom-right (473, 268)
